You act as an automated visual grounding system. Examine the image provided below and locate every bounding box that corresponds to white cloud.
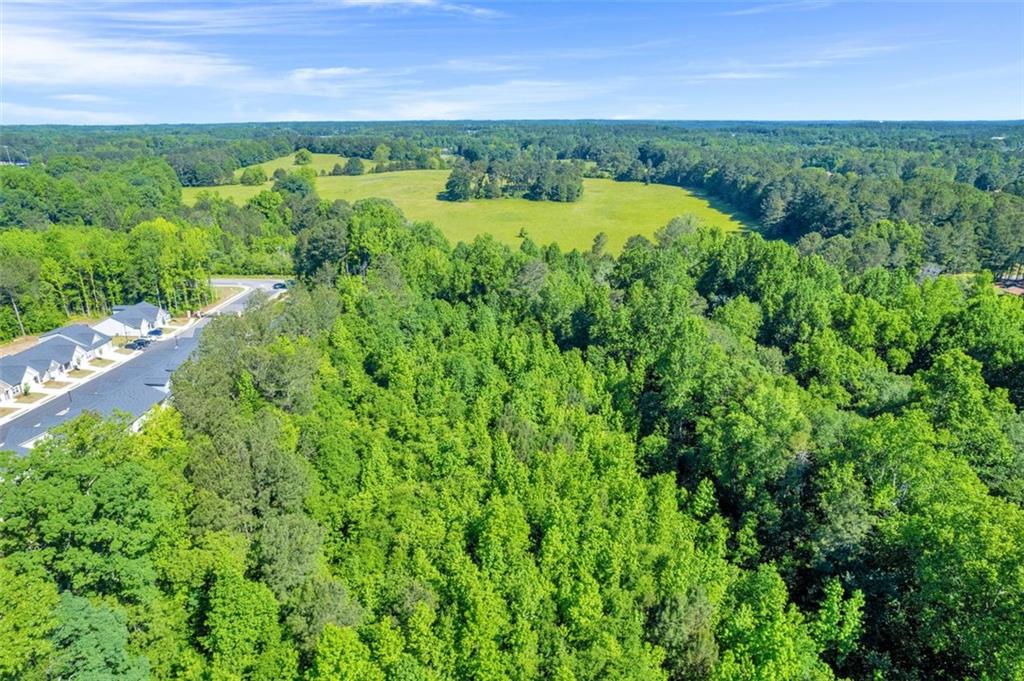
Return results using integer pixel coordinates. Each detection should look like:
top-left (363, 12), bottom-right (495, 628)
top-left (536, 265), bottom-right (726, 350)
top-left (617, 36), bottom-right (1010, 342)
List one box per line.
top-left (358, 78), bottom-right (623, 119)
top-left (49, 93), bottom-right (112, 103)
top-left (4, 25), bottom-right (244, 86)
top-left (5, 0), bottom-right (502, 36)
top-left (723, 0), bottom-right (833, 17)
top-left (329, 0), bottom-right (505, 18)
top-left (2, 102), bottom-right (138, 125)
top-left (290, 66), bottom-right (373, 81)
top-left (439, 58), bottom-right (530, 73)
top-left (677, 40), bottom-right (915, 84)
top-left (87, 5), bottom-right (302, 35)
top-left (686, 70), bottom-right (787, 82)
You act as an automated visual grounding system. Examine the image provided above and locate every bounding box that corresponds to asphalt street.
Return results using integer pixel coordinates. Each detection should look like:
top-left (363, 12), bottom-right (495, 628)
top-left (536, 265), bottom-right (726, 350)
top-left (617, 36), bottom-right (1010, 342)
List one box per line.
top-left (0, 278), bottom-right (282, 455)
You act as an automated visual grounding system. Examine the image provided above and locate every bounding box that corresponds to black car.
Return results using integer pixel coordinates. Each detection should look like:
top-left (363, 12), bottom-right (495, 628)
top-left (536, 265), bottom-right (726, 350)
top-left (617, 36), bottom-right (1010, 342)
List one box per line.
top-left (125, 340), bottom-right (146, 351)
top-left (147, 328), bottom-right (163, 337)
top-left (272, 282), bottom-right (288, 290)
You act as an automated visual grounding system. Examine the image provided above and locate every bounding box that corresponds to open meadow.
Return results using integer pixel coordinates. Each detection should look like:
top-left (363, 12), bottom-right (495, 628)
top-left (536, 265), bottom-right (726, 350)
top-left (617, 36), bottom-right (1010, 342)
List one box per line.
top-left (231, 152), bottom-right (372, 180)
top-left (184, 158), bottom-right (755, 252)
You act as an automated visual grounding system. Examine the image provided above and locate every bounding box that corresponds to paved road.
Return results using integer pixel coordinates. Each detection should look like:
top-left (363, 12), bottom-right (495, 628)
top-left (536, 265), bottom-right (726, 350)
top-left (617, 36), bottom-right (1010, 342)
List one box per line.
top-left (0, 278), bottom-right (282, 455)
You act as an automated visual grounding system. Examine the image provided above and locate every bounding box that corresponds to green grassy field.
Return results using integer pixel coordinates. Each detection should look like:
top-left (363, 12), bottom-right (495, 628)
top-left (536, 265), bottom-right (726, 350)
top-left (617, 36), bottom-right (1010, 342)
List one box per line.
top-left (184, 164), bottom-right (756, 252)
top-left (230, 152), bottom-right (370, 181)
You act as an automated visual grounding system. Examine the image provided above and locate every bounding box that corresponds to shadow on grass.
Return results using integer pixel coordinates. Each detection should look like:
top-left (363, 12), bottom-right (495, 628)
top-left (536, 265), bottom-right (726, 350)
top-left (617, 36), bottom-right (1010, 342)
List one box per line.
top-left (683, 186), bottom-right (763, 233)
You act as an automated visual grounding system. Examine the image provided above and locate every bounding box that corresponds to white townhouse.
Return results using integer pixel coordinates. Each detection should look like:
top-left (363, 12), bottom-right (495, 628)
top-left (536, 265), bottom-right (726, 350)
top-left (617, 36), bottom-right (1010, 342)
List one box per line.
top-left (0, 363), bottom-right (41, 402)
top-left (93, 301), bottom-right (172, 338)
top-left (40, 325), bottom-right (113, 361)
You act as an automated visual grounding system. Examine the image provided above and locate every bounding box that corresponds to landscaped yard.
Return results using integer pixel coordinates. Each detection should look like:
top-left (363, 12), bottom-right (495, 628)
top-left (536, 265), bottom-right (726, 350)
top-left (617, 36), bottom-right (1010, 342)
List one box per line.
top-left (183, 164), bottom-right (757, 252)
top-left (91, 358), bottom-right (114, 367)
top-left (44, 381), bottom-right (71, 389)
top-left (68, 368), bottom-right (95, 378)
top-left (0, 407), bottom-right (18, 418)
top-left (16, 393), bottom-right (45, 404)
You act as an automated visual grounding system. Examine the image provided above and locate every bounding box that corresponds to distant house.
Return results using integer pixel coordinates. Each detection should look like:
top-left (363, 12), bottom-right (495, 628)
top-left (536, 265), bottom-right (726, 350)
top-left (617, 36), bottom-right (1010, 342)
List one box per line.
top-left (93, 301), bottom-right (171, 337)
top-left (40, 324), bottom-right (112, 360)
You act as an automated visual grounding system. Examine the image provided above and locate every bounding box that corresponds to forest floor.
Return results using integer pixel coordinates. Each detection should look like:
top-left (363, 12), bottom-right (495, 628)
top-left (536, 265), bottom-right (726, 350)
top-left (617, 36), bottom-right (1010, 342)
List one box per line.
top-left (183, 157), bottom-right (757, 252)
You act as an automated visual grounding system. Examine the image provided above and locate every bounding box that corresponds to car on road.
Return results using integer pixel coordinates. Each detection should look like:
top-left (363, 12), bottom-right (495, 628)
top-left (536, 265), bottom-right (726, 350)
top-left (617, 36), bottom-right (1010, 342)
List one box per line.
top-left (273, 282), bottom-right (288, 290)
top-left (147, 328), bottom-right (163, 337)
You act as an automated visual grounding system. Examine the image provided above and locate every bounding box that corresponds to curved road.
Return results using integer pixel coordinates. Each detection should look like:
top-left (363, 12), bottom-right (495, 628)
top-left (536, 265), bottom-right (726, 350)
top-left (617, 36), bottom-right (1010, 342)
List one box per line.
top-left (0, 278), bottom-right (282, 456)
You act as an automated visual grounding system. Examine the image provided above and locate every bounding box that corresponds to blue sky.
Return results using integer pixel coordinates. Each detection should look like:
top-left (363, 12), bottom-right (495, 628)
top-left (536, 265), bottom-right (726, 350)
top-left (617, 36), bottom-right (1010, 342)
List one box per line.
top-left (2, 0), bottom-right (1022, 124)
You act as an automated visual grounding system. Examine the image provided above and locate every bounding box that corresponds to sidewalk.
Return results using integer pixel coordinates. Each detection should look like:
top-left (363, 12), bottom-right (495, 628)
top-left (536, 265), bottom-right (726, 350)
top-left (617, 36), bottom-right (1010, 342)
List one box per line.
top-left (0, 284), bottom-right (252, 427)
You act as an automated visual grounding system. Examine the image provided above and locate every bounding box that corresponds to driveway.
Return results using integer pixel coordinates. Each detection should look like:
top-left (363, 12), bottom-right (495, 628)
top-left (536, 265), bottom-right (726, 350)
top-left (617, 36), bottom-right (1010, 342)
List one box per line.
top-left (0, 278), bottom-right (283, 455)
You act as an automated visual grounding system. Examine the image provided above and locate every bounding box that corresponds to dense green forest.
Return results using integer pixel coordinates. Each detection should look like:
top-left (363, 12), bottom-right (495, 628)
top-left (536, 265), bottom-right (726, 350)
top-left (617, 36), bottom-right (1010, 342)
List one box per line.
top-left (1, 121), bottom-right (1022, 677)
top-left (3, 164), bottom-right (1023, 680)
top-left (4, 121), bottom-right (1023, 274)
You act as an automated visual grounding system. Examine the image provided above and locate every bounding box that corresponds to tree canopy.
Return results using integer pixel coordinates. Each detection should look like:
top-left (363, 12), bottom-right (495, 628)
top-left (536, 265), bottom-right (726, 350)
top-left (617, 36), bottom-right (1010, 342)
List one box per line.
top-left (3, 188), bottom-right (1022, 679)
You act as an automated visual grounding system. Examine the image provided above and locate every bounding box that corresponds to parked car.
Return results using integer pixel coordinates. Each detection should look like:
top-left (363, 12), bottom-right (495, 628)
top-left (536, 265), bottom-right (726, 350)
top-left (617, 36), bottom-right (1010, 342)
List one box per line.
top-left (125, 340), bottom-right (146, 351)
top-left (147, 328), bottom-right (163, 337)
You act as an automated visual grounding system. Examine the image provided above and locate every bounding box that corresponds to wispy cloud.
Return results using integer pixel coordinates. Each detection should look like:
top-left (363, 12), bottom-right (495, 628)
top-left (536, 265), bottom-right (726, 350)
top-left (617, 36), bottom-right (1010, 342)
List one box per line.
top-left (677, 39), bottom-right (915, 84)
top-left (85, 5), bottom-right (306, 35)
top-left (49, 93), bottom-right (112, 103)
top-left (4, 25), bottom-right (245, 86)
top-left (329, 0), bottom-right (505, 19)
top-left (6, 0), bottom-right (503, 38)
top-left (276, 65), bottom-right (411, 98)
top-left (885, 63), bottom-right (1024, 91)
top-left (723, 0), bottom-right (833, 16)
top-left (345, 78), bottom-right (626, 119)
top-left (439, 58), bottom-right (531, 73)
top-left (1, 102), bottom-right (137, 125)
top-left (291, 66), bottom-right (373, 80)
top-left (684, 70), bottom-right (788, 83)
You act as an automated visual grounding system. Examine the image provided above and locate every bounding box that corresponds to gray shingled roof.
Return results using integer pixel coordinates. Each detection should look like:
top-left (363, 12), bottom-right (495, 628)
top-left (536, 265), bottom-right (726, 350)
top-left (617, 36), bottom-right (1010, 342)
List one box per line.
top-left (41, 324), bottom-right (111, 351)
top-left (112, 302), bottom-right (166, 326)
top-left (0, 363), bottom-right (31, 388)
top-left (26, 338), bottom-right (84, 364)
top-left (1, 351), bottom-right (55, 377)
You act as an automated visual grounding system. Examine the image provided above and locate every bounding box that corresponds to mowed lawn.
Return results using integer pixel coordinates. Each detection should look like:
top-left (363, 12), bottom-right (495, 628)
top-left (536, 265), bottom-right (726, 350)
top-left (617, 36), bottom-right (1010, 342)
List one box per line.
top-left (183, 167), bottom-right (755, 252)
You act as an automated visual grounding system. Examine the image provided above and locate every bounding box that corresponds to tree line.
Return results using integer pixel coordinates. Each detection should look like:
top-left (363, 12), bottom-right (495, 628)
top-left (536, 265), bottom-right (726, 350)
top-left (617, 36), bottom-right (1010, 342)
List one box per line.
top-left (0, 220), bottom-right (213, 340)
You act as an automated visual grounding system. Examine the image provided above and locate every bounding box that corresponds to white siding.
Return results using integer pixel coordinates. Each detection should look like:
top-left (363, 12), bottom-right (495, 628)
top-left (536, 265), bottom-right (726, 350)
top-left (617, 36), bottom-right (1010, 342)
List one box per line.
top-left (93, 318), bottom-right (149, 337)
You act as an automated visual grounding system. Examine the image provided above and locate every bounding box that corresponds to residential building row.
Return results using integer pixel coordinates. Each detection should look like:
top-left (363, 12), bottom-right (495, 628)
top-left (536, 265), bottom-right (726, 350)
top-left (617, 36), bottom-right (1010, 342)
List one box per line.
top-left (0, 302), bottom-right (170, 404)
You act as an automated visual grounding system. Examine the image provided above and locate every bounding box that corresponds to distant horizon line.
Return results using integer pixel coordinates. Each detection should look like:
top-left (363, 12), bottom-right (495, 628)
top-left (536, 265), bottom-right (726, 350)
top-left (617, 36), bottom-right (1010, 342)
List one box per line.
top-left (4, 118), bottom-right (1024, 128)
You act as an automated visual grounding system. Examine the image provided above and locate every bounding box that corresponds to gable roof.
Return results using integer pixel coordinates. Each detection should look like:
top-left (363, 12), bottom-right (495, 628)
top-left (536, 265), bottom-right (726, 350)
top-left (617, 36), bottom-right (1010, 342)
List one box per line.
top-left (111, 301), bottom-right (168, 326)
top-left (40, 324), bottom-right (111, 351)
top-left (0, 360), bottom-right (39, 386)
top-left (20, 338), bottom-right (85, 366)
